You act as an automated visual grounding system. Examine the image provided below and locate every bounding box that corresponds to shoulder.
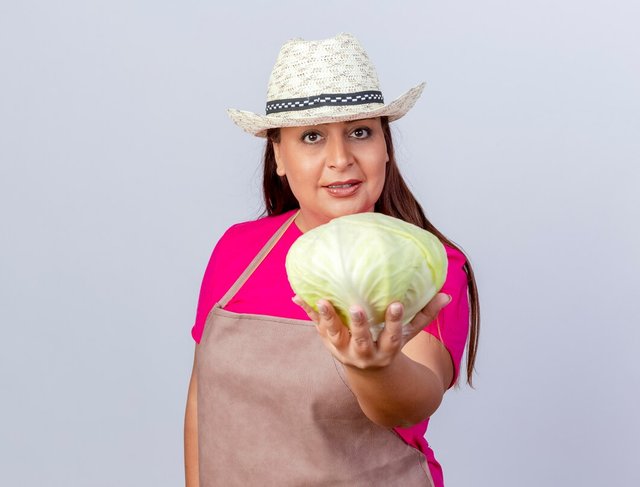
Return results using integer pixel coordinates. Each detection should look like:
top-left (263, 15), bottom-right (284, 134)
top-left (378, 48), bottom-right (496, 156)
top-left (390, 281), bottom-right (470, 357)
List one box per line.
top-left (212, 210), bottom-right (298, 263)
top-left (217, 210), bottom-right (297, 251)
top-left (441, 244), bottom-right (468, 292)
top-left (422, 243), bottom-right (471, 387)
top-left (196, 209), bottom-right (298, 313)
top-left (192, 210), bottom-right (298, 343)
top-left (444, 244), bottom-right (467, 269)
top-left (223, 210), bottom-right (296, 240)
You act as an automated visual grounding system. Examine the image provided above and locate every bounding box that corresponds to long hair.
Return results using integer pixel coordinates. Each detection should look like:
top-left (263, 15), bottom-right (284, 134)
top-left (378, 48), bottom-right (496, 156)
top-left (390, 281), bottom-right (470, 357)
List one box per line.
top-left (262, 118), bottom-right (480, 386)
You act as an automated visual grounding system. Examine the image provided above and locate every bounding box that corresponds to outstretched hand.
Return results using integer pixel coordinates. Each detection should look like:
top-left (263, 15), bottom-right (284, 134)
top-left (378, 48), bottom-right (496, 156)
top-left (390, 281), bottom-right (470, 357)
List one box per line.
top-left (292, 293), bottom-right (451, 370)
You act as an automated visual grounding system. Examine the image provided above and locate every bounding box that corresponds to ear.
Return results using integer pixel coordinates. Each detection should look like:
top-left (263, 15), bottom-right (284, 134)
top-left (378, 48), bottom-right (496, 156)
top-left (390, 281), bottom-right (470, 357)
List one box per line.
top-left (272, 142), bottom-right (286, 176)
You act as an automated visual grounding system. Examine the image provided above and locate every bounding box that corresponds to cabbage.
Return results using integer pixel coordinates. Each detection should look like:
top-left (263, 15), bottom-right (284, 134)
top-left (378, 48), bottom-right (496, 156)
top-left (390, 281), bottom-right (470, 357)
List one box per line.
top-left (285, 212), bottom-right (448, 340)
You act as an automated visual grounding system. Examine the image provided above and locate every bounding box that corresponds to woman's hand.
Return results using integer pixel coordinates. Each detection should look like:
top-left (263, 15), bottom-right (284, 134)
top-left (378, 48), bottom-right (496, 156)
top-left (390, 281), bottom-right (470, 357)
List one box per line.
top-left (292, 293), bottom-right (451, 370)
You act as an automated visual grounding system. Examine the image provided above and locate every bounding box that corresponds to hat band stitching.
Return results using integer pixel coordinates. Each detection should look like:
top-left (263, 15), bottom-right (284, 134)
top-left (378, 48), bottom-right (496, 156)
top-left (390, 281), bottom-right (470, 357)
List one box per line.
top-left (265, 90), bottom-right (384, 115)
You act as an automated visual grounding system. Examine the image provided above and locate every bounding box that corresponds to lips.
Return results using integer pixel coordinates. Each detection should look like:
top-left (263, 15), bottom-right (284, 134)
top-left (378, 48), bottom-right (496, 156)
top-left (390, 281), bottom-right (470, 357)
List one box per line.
top-left (324, 179), bottom-right (361, 189)
top-left (323, 179), bottom-right (362, 197)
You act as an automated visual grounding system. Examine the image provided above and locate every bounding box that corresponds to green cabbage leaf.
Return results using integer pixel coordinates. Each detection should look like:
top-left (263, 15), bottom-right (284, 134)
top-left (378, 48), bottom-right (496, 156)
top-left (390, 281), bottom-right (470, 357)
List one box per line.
top-left (285, 212), bottom-right (448, 340)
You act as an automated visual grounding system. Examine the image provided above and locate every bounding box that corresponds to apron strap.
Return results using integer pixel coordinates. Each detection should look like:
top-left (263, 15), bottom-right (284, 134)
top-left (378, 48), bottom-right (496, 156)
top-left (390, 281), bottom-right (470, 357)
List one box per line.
top-left (218, 210), bottom-right (300, 308)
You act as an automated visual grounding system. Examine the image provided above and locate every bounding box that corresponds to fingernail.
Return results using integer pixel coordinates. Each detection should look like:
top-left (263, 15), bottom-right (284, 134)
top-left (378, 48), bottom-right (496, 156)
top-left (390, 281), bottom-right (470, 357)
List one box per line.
top-left (349, 307), bottom-right (361, 321)
top-left (291, 296), bottom-right (301, 306)
top-left (317, 302), bottom-right (328, 315)
top-left (445, 294), bottom-right (452, 305)
top-left (390, 302), bottom-right (403, 318)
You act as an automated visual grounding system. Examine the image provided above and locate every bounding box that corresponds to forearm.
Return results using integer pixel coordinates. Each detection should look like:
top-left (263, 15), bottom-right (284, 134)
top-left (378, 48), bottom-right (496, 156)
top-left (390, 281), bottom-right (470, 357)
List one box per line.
top-left (343, 352), bottom-right (445, 428)
top-left (184, 362), bottom-right (199, 487)
top-left (294, 296), bottom-right (452, 428)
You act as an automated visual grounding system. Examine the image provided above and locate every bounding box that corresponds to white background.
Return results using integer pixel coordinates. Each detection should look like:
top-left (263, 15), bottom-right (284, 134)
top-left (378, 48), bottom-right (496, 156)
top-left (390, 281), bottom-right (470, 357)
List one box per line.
top-left (1, 1), bottom-right (638, 485)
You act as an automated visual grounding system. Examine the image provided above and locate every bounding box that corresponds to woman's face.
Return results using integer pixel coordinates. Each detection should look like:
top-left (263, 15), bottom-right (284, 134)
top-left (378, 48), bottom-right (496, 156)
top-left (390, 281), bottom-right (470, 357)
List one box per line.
top-left (273, 118), bottom-right (388, 232)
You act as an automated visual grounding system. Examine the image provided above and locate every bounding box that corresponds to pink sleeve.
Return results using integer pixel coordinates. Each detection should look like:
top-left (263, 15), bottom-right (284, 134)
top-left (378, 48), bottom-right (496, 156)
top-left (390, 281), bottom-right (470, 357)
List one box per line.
top-left (190, 226), bottom-right (242, 344)
top-left (191, 240), bottom-right (222, 344)
top-left (190, 212), bottom-right (299, 343)
top-left (422, 245), bottom-right (471, 388)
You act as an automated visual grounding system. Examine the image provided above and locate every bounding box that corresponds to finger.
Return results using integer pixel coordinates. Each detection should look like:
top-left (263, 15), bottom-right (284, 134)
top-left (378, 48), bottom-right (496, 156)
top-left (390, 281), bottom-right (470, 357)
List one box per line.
top-left (347, 306), bottom-right (375, 357)
top-left (317, 299), bottom-right (349, 345)
top-left (292, 295), bottom-right (319, 322)
top-left (407, 293), bottom-right (452, 334)
top-left (377, 302), bottom-right (404, 354)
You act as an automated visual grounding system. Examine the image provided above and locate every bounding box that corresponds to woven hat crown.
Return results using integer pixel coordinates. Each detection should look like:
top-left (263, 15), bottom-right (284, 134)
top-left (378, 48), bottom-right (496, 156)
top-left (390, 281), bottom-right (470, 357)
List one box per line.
top-left (266, 34), bottom-right (380, 102)
top-left (226, 33), bottom-right (425, 137)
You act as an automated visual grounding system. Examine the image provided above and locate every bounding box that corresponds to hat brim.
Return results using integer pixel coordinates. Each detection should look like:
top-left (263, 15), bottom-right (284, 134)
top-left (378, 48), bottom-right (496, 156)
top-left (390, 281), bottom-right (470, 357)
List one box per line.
top-left (226, 82), bottom-right (426, 138)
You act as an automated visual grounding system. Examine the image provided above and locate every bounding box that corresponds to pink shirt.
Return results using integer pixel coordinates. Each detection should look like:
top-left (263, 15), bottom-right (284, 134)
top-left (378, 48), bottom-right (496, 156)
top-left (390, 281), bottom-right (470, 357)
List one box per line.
top-left (192, 210), bottom-right (470, 487)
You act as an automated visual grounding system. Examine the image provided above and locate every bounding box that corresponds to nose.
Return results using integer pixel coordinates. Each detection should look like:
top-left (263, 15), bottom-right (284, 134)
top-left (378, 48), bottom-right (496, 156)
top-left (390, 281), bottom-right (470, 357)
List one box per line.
top-left (326, 135), bottom-right (354, 170)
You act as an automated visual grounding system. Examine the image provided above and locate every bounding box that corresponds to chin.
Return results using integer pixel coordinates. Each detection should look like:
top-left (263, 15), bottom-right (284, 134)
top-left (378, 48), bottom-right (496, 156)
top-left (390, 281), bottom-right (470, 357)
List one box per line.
top-left (328, 204), bottom-right (375, 220)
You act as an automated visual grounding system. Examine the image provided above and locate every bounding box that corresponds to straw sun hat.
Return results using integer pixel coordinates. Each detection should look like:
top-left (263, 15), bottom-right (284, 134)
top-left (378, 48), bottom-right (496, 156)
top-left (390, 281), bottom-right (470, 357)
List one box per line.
top-left (227, 33), bottom-right (425, 137)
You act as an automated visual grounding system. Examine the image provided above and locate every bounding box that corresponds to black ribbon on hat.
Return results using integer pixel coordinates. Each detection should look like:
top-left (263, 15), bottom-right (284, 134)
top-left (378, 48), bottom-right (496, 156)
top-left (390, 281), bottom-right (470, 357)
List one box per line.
top-left (265, 90), bottom-right (384, 115)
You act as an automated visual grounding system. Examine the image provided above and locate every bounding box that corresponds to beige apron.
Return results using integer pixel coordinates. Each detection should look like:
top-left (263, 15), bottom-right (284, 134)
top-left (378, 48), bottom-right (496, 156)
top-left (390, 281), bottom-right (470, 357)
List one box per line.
top-left (196, 213), bottom-right (434, 486)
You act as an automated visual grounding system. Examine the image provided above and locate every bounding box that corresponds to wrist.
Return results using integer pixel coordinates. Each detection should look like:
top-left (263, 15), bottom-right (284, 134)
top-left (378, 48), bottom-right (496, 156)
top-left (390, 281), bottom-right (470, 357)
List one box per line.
top-left (342, 351), bottom-right (408, 378)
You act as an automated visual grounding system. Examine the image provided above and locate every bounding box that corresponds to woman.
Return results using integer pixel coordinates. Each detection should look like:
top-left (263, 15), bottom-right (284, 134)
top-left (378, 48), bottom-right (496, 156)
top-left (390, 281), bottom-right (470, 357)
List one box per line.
top-left (185, 33), bottom-right (479, 487)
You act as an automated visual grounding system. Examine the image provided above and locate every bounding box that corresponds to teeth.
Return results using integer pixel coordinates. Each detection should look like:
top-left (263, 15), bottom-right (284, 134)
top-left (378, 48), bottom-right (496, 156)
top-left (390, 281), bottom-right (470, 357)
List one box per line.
top-left (328, 183), bottom-right (354, 188)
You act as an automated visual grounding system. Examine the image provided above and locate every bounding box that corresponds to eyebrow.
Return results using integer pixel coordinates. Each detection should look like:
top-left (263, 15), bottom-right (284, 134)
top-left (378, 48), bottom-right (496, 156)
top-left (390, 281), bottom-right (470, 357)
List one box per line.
top-left (292, 119), bottom-right (378, 136)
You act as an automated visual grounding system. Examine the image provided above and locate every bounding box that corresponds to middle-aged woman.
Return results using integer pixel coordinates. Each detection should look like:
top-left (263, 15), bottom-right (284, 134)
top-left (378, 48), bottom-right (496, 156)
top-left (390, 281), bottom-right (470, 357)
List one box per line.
top-left (185, 33), bottom-right (480, 487)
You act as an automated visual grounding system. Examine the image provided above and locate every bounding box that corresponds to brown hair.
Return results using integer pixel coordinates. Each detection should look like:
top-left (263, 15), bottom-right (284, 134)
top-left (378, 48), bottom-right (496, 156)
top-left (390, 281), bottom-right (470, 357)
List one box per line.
top-left (262, 117), bottom-right (480, 386)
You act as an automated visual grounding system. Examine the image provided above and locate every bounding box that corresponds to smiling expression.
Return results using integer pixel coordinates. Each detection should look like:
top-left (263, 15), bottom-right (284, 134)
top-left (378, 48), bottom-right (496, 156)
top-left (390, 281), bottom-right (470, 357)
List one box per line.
top-left (273, 118), bottom-right (389, 232)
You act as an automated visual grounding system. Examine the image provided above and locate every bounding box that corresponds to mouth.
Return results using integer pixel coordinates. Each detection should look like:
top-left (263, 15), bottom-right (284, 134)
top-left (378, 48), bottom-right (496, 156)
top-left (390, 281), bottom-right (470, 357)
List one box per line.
top-left (324, 179), bottom-right (361, 189)
top-left (323, 179), bottom-right (362, 197)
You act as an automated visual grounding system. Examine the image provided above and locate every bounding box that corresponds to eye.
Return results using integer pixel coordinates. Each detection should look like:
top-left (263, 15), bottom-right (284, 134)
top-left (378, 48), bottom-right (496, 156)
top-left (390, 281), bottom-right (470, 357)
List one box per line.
top-left (301, 131), bottom-right (323, 144)
top-left (350, 127), bottom-right (371, 139)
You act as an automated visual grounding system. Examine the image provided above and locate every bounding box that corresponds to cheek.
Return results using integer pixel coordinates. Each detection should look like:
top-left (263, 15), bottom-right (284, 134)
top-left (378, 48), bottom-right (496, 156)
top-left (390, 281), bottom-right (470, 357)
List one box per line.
top-left (373, 169), bottom-right (387, 197)
top-left (283, 150), bottom-right (322, 182)
top-left (369, 161), bottom-right (388, 202)
top-left (366, 151), bottom-right (389, 188)
top-left (283, 161), bottom-right (322, 200)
